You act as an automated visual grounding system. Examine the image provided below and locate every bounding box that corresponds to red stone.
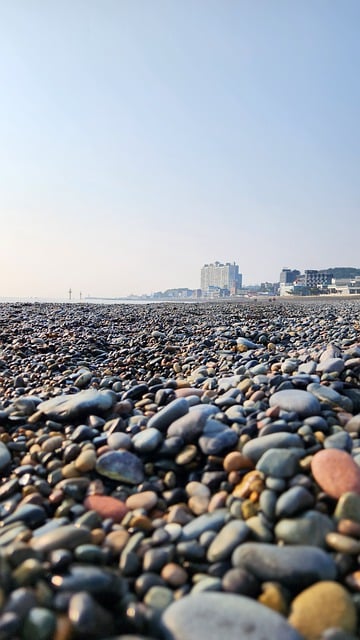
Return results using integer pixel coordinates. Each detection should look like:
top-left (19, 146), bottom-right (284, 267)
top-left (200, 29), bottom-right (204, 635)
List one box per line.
top-left (311, 449), bottom-right (360, 499)
top-left (84, 495), bottom-right (128, 523)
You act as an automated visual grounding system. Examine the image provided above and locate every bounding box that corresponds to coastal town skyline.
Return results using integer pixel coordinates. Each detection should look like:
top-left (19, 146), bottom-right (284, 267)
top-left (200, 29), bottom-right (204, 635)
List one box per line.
top-left (1, 2), bottom-right (360, 299)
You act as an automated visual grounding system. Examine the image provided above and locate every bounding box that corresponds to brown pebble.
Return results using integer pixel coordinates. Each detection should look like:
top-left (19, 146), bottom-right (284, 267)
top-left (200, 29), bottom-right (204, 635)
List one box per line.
top-left (90, 528), bottom-right (106, 545)
top-left (126, 490), bottom-right (158, 512)
top-left (161, 562), bottom-right (188, 586)
top-left (105, 529), bottom-right (130, 554)
top-left (338, 519), bottom-right (360, 538)
top-left (223, 451), bottom-right (254, 473)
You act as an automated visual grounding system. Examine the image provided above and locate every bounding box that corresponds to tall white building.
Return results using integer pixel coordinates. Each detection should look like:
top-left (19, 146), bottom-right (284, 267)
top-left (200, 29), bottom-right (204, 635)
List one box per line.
top-left (200, 261), bottom-right (242, 294)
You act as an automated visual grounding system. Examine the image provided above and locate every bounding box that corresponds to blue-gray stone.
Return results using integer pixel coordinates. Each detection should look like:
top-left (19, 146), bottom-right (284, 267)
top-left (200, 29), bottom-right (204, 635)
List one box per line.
top-left (274, 510), bottom-right (335, 547)
top-left (51, 565), bottom-right (117, 594)
top-left (37, 389), bottom-right (116, 421)
top-left (167, 406), bottom-right (215, 443)
top-left (68, 591), bottom-right (114, 636)
top-left (181, 510), bottom-right (229, 541)
top-left (242, 433), bottom-right (304, 463)
top-left (256, 448), bottom-right (299, 478)
top-left (132, 428), bottom-right (163, 453)
top-left (259, 489), bottom-right (278, 521)
top-left (147, 398), bottom-right (189, 433)
top-left (324, 431), bottom-right (353, 452)
top-left (161, 592), bottom-right (303, 640)
top-left (316, 358), bottom-right (345, 374)
top-left (96, 450), bottom-right (144, 484)
top-left (232, 542), bottom-right (336, 588)
top-left (30, 525), bottom-right (92, 552)
top-left (207, 520), bottom-right (250, 562)
top-left (198, 420), bottom-right (238, 455)
top-left (307, 383), bottom-right (353, 412)
top-left (2, 504), bottom-right (47, 529)
top-left (0, 442), bottom-right (11, 472)
top-left (270, 389), bottom-right (321, 417)
top-left (275, 486), bottom-right (314, 518)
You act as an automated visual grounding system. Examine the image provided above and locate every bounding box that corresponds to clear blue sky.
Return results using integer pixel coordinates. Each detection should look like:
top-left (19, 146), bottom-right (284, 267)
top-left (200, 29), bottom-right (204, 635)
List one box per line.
top-left (1, 1), bottom-right (359, 298)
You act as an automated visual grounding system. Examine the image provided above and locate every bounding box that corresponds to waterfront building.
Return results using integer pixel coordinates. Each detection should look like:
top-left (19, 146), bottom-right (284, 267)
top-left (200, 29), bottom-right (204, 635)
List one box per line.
top-left (200, 261), bottom-right (242, 295)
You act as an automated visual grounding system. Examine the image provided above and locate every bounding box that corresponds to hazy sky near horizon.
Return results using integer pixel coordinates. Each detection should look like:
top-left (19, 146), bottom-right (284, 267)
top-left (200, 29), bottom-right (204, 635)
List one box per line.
top-left (1, 1), bottom-right (360, 298)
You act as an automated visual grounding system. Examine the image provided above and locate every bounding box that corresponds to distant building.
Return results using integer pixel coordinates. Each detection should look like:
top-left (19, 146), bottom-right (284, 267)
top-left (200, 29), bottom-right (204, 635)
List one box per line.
top-left (304, 270), bottom-right (333, 288)
top-left (280, 268), bottom-right (300, 285)
top-left (201, 261), bottom-right (242, 295)
top-left (279, 267), bottom-right (333, 296)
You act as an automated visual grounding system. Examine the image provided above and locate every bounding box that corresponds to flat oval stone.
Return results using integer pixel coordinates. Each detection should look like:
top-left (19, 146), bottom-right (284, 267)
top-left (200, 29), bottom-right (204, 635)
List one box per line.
top-left (311, 449), bottom-right (360, 499)
top-left (37, 389), bottom-right (116, 421)
top-left (232, 542), bottom-right (336, 589)
top-left (30, 525), bottom-right (91, 552)
top-left (288, 581), bottom-right (357, 639)
top-left (317, 358), bottom-right (345, 374)
top-left (256, 449), bottom-right (299, 478)
top-left (275, 486), bottom-right (315, 518)
top-left (269, 389), bottom-right (321, 417)
top-left (84, 495), bottom-right (128, 523)
top-left (126, 491), bottom-right (158, 511)
top-left (160, 592), bottom-right (303, 640)
top-left (132, 428), bottom-right (163, 453)
top-left (147, 398), bottom-right (189, 433)
top-left (96, 450), bottom-right (144, 485)
top-left (181, 510), bottom-right (229, 541)
top-left (242, 433), bottom-right (304, 463)
top-left (167, 406), bottom-right (216, 443)
top-left (51, 565), bottom-right (116, 593)
top-left (275, 510), bottom-right (335, 547)
top-left (207, 520), bottom-right (250, 562)
top-left (198, 420), bottom-right (238, 455)
top-left (307, 383), bottom-right (353, 412)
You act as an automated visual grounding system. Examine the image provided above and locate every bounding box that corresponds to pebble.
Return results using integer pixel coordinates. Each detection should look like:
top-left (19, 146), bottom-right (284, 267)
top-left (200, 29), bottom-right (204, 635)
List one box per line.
top-left (160, 592), bottom-right (303, 639)
top-left (232, 542), bottom-right (337, 588)
top-left (96, 450), bottom-right (144, 484)
top-left (288, 581), bottom-right (357, 639)
top-left (270, 389), bottom-right (321, 417)
top-left (30, 525), bottom-right (92, 552)
top-left (84, 495), bottom-right (128, 523)
top-left (311, 449), bottom-right (360, 498)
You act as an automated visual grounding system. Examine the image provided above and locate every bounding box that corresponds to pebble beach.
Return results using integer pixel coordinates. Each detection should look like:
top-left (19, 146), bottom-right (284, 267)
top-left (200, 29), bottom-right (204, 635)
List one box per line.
top-left (1, 299), bottom-right (360, 640)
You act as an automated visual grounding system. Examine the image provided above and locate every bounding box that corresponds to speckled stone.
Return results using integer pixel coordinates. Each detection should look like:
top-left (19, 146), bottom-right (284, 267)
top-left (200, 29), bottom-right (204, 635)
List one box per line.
top-left (96, 450), bottom-right (144, 485)
top-left (288, 581), bottom-right (357, 640)
top-left (161, 592), bottom-right (303, 640)
top-left (311, 449), bottom-right (360, 499)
